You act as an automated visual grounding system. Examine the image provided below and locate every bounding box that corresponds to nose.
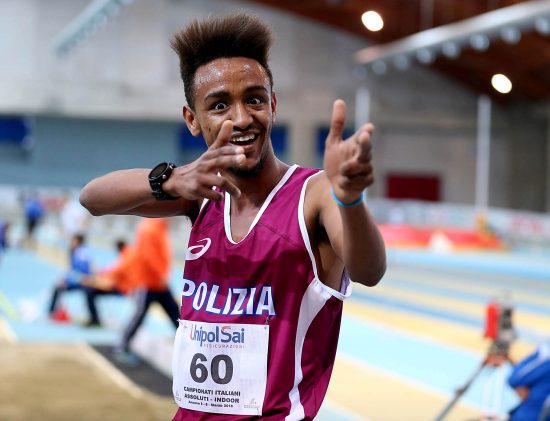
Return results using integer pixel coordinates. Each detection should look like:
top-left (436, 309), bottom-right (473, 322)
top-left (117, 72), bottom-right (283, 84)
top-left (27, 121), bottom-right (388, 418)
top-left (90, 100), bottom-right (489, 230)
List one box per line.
top-left (231, 102), bottom-right (253, 130)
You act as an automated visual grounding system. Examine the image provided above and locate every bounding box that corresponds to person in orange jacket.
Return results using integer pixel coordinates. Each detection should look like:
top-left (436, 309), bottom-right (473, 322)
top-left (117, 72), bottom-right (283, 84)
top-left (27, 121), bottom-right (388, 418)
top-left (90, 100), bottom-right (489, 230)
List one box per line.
top-left (114, 218), bottom-right (180, 362)
top-left (82, 239), bottom-right (139, 327)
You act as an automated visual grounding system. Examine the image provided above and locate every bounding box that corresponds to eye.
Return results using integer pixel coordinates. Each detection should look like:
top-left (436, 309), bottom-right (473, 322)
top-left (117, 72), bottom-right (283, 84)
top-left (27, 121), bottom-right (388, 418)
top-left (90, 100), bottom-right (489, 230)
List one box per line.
top-left (212, 102), bottom-right (227, 111)
top-left (248, 96), bottom-right (264, 105)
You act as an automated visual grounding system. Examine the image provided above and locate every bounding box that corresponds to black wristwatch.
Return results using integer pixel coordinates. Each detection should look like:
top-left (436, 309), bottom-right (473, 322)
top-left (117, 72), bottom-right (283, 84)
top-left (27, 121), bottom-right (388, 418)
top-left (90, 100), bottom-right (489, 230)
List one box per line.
top-left (148, 162), bottom-right (178, 200)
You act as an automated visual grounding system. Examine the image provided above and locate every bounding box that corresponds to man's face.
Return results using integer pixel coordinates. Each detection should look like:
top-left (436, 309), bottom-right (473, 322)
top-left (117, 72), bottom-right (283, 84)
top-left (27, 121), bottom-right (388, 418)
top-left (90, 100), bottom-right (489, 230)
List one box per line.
top-left (184, 57), bottom-right (276, 175)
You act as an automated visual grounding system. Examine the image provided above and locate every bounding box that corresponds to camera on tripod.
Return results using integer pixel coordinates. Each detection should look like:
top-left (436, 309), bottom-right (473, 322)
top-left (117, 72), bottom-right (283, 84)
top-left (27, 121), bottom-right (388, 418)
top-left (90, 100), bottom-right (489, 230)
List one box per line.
top-left (484, 295), bottom-right (516, 361)
top-left (435, 295), bottom-right (516, 420)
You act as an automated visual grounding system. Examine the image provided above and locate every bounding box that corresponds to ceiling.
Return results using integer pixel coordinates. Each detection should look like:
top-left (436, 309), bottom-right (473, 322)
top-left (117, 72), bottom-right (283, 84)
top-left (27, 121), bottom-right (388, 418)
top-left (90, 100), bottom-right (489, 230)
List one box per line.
top-left (244, 0), bottom-right (550, 103)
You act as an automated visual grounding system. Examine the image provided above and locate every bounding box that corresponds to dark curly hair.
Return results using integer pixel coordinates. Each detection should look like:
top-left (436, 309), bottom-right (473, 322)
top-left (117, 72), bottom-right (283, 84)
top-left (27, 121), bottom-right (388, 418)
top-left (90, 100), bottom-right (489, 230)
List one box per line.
top-left (171, 12), bottom-right (274, 110)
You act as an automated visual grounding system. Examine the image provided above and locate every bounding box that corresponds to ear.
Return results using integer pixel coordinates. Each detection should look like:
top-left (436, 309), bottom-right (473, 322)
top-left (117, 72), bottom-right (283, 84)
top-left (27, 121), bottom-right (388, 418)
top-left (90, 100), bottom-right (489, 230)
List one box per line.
top-left (182, 105), bottom-right (201, 137)
top-left (271, 91), bottom-right (277, 123)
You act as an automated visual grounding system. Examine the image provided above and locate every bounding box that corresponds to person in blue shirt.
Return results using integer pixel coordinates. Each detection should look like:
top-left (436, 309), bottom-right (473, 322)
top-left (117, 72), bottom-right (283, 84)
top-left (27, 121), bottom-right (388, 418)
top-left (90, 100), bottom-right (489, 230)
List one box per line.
top-left (0, 218), bottom-right (9, 263)
top-left (48, 233), bottom-right (93, 321)
top-left (508, 340), bottom-right (550, 421)
top-left (23, 194), bottom-right (45, 246)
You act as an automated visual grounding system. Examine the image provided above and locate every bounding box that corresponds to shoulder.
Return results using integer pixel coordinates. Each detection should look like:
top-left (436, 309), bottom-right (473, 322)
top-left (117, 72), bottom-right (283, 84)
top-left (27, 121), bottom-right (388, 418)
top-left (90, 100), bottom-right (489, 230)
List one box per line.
top-left (304, 171), bottom-right (330, 206)
top-left (302, 171), bottom-right (331, 230)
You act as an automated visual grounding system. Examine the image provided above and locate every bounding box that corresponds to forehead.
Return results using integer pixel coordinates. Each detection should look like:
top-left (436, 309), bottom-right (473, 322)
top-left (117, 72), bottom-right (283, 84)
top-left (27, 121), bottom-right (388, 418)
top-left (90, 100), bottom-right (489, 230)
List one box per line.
top-left (193, 57), bottom-right (270, 99)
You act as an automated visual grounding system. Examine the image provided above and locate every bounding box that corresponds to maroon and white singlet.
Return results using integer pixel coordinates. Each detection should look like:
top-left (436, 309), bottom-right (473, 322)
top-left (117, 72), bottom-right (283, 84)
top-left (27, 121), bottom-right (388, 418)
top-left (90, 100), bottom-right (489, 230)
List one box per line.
top-left (172, 165), bottom-right (351, 420)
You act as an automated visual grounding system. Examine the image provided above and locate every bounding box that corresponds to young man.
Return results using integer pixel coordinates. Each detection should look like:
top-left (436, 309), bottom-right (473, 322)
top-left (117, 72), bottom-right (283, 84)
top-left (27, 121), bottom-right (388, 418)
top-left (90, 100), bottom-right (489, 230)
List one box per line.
top-left (80, 12), bottom-right (386, 420)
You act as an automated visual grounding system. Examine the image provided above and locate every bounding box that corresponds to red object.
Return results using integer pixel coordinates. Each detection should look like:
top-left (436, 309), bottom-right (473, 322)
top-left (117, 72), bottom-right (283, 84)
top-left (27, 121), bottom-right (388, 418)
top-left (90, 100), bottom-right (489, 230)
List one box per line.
top-left (484, 301), bottom-right (500, 339)
top-left (377, 224), bottom-right (505, 250)
top-left (386, 173), bottom-right (441, 202)
top-left (51, 307), bottom-right (71, 323)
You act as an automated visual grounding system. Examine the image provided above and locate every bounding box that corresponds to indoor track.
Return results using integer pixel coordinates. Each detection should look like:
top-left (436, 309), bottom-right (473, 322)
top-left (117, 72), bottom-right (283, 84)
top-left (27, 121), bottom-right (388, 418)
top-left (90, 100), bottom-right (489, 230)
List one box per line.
top-left (1, 226), bottom-right (548, 421)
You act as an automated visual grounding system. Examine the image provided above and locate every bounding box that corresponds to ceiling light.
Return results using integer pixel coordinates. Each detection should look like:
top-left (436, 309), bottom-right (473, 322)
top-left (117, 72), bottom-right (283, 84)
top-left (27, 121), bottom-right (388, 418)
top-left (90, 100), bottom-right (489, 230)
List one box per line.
top-left (393, 55), bottom-right (411, 70)
top-left (441, 42), bottom-right (460, 59)
top-left (491, 74), bottom-right (512, 94)
top-left (535, 17), bottom-right (550, 35)
top-left (361, 11), bottom-right (384, 32)
top-left (470, 34), bottom-right (490, 51)
top-left (371, 60), bottom-right (387, 75)
top-left (416, 48), bottom-right (435, 64)
top-left (500, 26), bottom-right (521, 44)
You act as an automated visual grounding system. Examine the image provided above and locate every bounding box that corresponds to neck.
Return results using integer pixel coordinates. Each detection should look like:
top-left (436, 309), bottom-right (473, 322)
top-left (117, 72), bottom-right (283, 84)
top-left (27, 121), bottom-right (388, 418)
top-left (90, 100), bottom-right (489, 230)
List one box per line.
top-left (226, 157), bottom-right (289, 210)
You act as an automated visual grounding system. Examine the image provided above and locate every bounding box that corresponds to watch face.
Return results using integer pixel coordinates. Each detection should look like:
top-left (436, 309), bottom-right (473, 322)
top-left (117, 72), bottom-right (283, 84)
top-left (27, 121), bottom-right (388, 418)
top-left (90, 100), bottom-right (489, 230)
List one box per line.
top-left (150, 162), bottom-right (168, 179)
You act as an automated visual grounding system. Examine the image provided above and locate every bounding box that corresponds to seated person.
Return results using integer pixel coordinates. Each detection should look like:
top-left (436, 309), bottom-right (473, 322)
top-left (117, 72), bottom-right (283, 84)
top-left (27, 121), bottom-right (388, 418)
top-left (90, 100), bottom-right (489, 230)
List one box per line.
top-left (48, 233), bottom-right (92, 321)
top-left (83, 240), bottom-right (140, 327)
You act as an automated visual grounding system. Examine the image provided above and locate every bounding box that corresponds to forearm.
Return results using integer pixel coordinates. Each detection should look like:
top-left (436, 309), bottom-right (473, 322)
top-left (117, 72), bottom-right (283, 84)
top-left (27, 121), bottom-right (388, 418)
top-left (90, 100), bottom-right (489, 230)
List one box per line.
top-left (80, 169), bottom-right (194, 217)
top-left (338, 203), bottom-right (386, 286)
top-left (80, 169), bottom-right (155, 215)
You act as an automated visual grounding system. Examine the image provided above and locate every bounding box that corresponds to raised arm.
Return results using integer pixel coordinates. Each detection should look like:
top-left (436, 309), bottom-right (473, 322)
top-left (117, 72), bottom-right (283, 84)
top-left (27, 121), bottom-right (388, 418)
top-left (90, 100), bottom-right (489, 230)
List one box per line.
top-left (80, 121), bottom-right (246, 219)
top-left (315, 99), bottom-right (386, 287)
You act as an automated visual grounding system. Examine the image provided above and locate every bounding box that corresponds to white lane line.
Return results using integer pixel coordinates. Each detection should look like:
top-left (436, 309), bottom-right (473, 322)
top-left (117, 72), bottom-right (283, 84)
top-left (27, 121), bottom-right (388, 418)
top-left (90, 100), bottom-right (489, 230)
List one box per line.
top-left (76, 342), bottom-right (145, 400)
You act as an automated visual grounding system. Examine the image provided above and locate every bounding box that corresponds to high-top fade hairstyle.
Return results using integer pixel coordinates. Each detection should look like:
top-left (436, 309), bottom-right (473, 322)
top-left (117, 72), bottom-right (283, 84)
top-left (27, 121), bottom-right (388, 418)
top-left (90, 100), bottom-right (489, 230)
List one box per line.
top-left (171, 12), bottom-right (274, 110)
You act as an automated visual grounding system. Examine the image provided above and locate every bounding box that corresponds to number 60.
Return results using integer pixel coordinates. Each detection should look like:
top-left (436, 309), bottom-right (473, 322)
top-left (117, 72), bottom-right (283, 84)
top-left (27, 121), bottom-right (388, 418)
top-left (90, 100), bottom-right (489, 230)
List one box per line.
top-left (190, 353), bottom-right (233, 384)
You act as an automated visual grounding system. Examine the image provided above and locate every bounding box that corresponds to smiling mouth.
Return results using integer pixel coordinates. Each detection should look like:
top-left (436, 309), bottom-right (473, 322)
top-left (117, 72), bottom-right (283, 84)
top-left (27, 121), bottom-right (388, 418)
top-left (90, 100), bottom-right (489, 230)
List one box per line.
top-left (229, 133), bottom-right (256, 146)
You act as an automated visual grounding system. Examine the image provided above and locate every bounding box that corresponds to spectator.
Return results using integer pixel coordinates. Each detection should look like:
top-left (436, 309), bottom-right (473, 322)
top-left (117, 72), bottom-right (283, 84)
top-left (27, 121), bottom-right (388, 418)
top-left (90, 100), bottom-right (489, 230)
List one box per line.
top-left (508, 340), bottom-right (550, 421)
top-left (22, 193), bottom-right (45, 247)
top-left (0, 218), bottom-right (9, 262)
top-left (48, 233), bottom-right (93, 322)
top-left (83, 239), bottom-right (139, 327)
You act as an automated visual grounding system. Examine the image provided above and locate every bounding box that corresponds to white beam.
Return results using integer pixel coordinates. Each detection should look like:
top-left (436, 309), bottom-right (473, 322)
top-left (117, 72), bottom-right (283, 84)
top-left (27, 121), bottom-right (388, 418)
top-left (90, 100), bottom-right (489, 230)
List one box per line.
top-left (51, 0), bottom-right (134, 57)
top-left (355, 0), bottom-right (550, 65)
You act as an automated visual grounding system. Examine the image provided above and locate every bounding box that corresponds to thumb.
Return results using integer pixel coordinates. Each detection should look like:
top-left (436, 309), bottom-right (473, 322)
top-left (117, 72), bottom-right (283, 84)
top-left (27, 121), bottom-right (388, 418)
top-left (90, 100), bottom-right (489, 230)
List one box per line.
top-left (327, 99), bottom-right (346, 145)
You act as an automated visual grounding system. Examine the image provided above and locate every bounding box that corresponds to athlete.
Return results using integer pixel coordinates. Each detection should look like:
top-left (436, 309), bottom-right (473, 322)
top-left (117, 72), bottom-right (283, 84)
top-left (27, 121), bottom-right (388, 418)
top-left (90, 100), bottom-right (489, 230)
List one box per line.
top-left (113, 217), bottom-right (180, 361)
top-left (80, 12), bottom-right (386, 420)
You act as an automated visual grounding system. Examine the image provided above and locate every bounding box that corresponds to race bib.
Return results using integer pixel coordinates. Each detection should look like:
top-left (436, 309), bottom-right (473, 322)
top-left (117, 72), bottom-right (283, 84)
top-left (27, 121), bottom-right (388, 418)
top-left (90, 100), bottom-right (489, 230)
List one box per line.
top-left (172, 320), bottom-right (269, 416)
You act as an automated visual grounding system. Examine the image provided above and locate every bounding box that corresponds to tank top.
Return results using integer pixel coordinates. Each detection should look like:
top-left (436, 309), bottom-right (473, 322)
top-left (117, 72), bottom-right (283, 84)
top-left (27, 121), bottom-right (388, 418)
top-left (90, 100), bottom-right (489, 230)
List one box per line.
top-left (172, 165), bottom-right (351, 421)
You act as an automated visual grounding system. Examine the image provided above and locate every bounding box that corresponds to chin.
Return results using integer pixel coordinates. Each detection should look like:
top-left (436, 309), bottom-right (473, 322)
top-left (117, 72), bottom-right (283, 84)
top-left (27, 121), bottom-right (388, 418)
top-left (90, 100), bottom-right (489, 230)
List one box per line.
top-left (229, 159), bottom-right (264, 178)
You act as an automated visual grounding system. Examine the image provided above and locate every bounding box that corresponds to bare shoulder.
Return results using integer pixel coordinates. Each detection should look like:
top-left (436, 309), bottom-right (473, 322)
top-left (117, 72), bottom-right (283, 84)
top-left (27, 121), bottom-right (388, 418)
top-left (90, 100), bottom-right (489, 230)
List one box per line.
top-left (305, 171), bottom-right (329, 197)
top-left (304, 171), bottom-right (331, 209)
top-left (303, 171), bottom-right (330, 226)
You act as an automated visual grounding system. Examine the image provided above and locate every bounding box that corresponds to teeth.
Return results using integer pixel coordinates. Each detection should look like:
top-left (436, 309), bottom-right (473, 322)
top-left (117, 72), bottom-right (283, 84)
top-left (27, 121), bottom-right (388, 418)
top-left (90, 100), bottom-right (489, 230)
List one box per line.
top-left (230, 134), bottom-right (255, 143)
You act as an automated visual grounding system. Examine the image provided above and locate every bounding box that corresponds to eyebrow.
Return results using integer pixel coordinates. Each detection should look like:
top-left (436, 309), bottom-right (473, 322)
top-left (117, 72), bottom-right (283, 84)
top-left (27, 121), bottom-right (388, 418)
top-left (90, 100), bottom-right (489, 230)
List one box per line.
top-left (203, 85), bottom-right (269, 104)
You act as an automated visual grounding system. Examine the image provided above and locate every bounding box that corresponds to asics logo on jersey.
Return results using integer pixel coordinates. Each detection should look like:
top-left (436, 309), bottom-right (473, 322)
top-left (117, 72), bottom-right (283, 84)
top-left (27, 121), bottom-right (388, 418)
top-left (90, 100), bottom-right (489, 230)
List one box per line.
top-left (186, 238), bottom-right (211, 261)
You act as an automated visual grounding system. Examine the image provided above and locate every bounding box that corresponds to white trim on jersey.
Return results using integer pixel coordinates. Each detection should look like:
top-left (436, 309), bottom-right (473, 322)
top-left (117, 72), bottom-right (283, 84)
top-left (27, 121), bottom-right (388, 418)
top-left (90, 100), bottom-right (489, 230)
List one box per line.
top-left (297, 172), bottom-right (352, 301)
top-left (286, 279), bottom-right (333, 421)
top-left (224, 164), bottom-right (299, 244)
top-left (199, 197), bottom-right (209, 213)
top-left (286, 172), bottom-right (352, 420)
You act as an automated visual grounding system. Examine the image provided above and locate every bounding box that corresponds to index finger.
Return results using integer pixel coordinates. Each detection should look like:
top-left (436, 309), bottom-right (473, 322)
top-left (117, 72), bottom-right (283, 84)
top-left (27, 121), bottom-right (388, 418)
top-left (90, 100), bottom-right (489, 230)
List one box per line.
top-left (354, 124), bottom-right (374, 161)
top-left (210, 120), bottom-right (234, 150)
